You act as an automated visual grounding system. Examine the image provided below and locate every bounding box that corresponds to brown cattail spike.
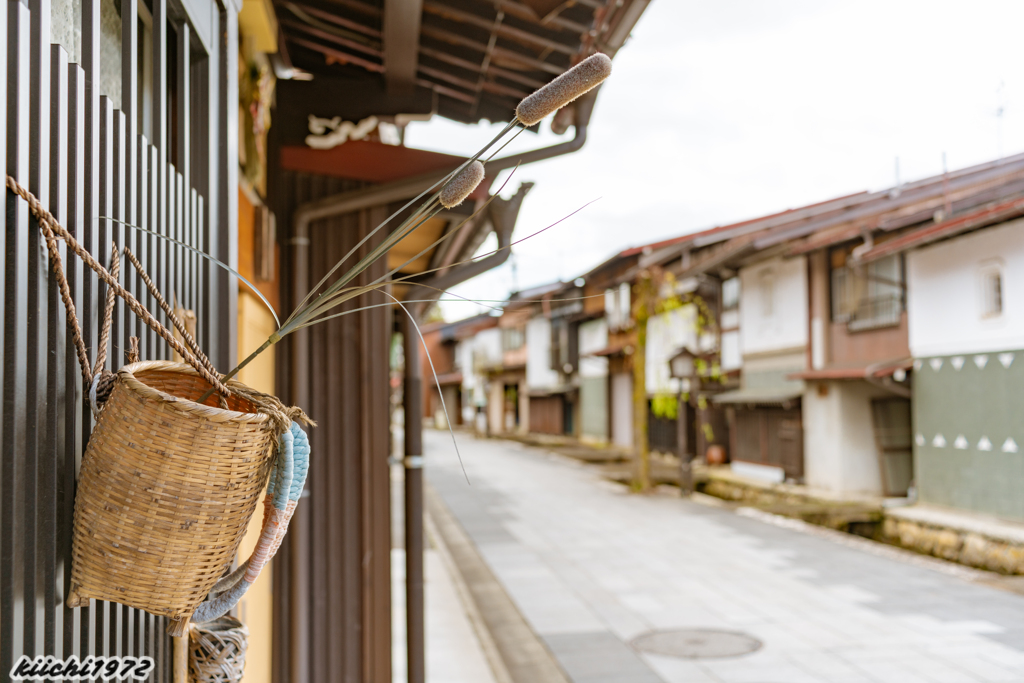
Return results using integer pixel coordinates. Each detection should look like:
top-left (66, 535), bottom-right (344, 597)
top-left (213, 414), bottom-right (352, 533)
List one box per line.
top-left (440, 161), bottom-right (485, 208)
top-left (516, 53), bottom-right (613, 127)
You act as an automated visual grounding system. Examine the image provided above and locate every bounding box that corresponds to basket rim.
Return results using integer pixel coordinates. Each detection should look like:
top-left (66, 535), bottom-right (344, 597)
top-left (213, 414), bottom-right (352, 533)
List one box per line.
top-left (118, 360), bottom-right (271, 424)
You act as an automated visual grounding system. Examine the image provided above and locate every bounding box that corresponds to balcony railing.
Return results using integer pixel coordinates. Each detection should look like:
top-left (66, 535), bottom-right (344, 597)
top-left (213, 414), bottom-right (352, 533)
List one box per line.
top-left (845, 294), bottom-right (903, 331)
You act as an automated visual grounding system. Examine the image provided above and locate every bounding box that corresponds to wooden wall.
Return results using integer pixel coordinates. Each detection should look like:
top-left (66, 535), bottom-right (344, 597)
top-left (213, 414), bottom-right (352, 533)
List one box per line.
top-left (271, 171), bottom-right (392, 683)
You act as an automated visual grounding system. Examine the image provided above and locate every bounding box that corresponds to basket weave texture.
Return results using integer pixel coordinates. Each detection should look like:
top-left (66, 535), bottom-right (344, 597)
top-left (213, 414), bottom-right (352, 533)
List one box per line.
top-left (68, 361), bottom-right (277, 619)
top-left (189, 616), bottom-right (249, 683)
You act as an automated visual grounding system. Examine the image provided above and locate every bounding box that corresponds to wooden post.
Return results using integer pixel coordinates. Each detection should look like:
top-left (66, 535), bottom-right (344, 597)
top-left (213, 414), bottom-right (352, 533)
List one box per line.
top-left (173, 632), bottom-right (189, 682)
top-left (677, 393), bottom-right (693, 495)
top-left (631, 272), bottom-right (653, 492)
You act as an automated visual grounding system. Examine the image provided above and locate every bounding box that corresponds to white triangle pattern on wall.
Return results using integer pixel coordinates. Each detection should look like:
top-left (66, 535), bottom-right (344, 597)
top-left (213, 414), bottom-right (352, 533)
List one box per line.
top-left (978, 436), bottom-right (993, 451)
top-left (915, 434), bottom-right (925, 446)
top-left (999, 353), bottom-right (1015, 369)
top-left (953, 435), bottom-right (968, 449)
top-left (950, 357), bottom-right (965, 371)
top-left (1003, 438), bottom-right (1019, 453)
top-left (929, 358), bottom-right (943, 372)
top-left (932, 434), bottom-right (947, 448)
top-left (974, 355), bottom-right (989, 370)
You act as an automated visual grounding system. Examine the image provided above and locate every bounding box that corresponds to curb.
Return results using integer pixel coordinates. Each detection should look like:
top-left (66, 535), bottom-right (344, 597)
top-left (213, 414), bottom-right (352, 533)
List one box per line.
top-left (424, 482), bottom-right (571, 683)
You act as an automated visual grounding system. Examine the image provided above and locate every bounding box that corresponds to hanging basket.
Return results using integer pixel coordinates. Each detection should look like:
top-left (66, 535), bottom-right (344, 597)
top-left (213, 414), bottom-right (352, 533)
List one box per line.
top-left (67, 361), bottom-right (277, 632)
top-left (188, 616), bottom-right (249, 683)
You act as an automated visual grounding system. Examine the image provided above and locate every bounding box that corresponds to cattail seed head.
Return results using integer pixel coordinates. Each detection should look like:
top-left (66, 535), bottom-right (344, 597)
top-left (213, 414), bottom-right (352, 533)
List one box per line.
top-left (516, 53), bottom-right (613, 127)
top-left (440, 161), bottom-right (485, 208)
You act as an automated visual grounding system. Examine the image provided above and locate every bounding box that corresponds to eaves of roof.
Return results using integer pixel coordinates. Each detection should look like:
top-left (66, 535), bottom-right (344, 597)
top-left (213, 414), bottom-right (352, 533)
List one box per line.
top-left (855, 196), bottom-right (1024, 263)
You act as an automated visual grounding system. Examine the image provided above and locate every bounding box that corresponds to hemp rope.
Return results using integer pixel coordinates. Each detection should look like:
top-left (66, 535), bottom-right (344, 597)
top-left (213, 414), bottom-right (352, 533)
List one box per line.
top-left (123, 246), bottom-right (220, 380)
top-left (7, 174), bottom-right (231, 397)
top-left (93, 242), bottom-right (119, 380)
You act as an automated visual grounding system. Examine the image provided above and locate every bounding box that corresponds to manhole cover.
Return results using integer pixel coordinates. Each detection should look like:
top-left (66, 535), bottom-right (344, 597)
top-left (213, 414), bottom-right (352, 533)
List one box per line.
top-left (631, 629), bottom-right (762, 659)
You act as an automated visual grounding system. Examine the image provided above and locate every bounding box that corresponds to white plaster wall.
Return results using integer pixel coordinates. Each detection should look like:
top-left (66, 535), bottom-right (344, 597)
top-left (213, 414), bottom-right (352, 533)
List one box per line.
top-left (803, 381), bottom-right (886, 495)
top-left (458, 340), bottom-right (483, 421)
top-left (739, 255), bottom-right (808, 356)
top-left (907, 219), bottom-right (1024, 357)
top-left (474, 328), bottom-right (503, 369)
top-left (526, 317), bottom-right (559, 390)
top-left (578, 318), bottom-right (609, 379)
top-left (646, 305), bottom-right (698, 394)
top-left (721, 330), bottom-right (741, 371)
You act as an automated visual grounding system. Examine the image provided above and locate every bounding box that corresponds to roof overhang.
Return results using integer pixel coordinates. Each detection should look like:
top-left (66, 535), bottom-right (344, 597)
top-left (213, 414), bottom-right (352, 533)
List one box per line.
top-left (712, 387), bottom-right (803, 408)
top-left (275, 0), bottom-right (651, 126)
top-left (789, 358), bottom-right (912, 381)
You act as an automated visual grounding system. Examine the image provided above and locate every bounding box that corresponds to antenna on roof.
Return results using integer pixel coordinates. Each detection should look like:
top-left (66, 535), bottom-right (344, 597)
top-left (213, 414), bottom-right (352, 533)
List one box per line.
top-left (942, 152), bottom-right (951, 217)
top-left (889, 157), bottom-right (901, 199)
top-left (996, 81), bottom-right (1006, 160)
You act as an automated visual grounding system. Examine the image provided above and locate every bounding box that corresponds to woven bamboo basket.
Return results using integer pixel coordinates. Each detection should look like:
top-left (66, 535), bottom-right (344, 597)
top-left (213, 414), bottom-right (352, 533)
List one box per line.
top-left (188, 616), bottom-right (249, 683)
top-left (67, 360), bottom-right (277, 633)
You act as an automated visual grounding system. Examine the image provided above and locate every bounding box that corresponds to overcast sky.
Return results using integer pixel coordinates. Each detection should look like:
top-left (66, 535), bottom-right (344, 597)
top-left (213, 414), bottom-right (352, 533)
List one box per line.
top-left (405, 0), bottom-right (1024, 320)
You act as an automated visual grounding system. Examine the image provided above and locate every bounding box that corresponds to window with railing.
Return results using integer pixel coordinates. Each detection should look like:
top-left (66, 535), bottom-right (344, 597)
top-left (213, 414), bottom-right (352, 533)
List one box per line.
top-left (831, 251), bottom-right (904, 331)
top-left (502, 326), bottom-right (525, 351)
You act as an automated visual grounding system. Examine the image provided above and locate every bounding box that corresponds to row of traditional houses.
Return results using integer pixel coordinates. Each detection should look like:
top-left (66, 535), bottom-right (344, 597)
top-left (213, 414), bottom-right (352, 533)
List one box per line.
top-left (422, 153), bottom-right (1024, 524)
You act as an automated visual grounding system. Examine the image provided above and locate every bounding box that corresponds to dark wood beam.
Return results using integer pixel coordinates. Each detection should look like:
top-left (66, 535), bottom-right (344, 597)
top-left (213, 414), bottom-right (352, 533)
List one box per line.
top-left (384, 0), bottom-right (423, 94)
top-left (421, 23), bottom-right (564, 75)
top-left (423, 0), bottom-right (576, 55)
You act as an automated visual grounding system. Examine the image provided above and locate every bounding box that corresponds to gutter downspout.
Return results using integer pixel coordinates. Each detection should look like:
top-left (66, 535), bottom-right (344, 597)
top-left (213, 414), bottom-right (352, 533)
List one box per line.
top-left (288, 228), bottom-right (311, 683)
top-left (289, 90), bottom-right (597, 243)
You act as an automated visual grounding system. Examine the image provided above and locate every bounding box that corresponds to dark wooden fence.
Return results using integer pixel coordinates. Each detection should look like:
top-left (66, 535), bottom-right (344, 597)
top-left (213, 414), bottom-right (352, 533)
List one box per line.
top-left (0, 0), bottom-right (237, 678)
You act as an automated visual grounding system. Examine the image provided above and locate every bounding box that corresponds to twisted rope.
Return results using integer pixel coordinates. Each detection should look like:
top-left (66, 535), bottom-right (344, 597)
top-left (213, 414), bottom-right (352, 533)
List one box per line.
top-left (7, 175), bottom-right (231, 397)
top-left (123, 246), bottom-right (220, 380)
top-left (93, 243), bottom-right (119, 379)
top-left (36, 219), bottom-right (94, 384)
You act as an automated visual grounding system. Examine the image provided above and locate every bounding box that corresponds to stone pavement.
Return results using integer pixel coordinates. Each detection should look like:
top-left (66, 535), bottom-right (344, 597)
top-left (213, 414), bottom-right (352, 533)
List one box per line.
top-left (391, 546), bottom-right (498, 683)
top-left (425, 430), bottom-right (1024, 683)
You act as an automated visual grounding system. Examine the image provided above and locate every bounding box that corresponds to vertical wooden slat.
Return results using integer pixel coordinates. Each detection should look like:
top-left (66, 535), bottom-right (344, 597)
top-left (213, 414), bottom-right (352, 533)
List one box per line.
top-left (98, 96), bottom-right (117, 662)
top-left (114, 108), bottom-right (131, 658)
top-left (164, 162), bottom-right (175, 349)
top-left (2, 3), bottom-right (30, 676)
top-left (23, 0), bottom-right (52, 660)
top-left (216, 3), bottom-right (238, 368)
top-left (77, 0), bottom-right (101, 659)
top-left (136, 137), bottom-right (150, 362)
top-left (122, 0), bottom-right (139, 350)
top-left (63, 61), bottom-right (86, 666)
top-left (0, 0), bottom-right (7, 668)
top-left (145, 145), bottom-right (156, 358)
top-left (152, 0), bottom-right (168, 358)
top-left (176, 23), bottom-right (191, 320)
top-left (175, 171), bottom-right (183, 320)
top-left (112, 110), bottom-right (126, 378)
top-left (44, 42), bottom-right (71, 671)
top-left (190, 188), bottom-right (198, 313)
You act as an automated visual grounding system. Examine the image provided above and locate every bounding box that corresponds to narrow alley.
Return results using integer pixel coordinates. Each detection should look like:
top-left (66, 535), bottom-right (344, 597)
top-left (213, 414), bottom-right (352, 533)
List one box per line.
top-left (425, 430), bottom-right (1024, 683)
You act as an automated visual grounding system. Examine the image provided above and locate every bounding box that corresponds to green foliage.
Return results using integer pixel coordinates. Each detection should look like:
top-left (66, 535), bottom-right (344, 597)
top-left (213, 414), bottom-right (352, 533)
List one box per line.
top-left (651, 394), bottom-right (678, 420)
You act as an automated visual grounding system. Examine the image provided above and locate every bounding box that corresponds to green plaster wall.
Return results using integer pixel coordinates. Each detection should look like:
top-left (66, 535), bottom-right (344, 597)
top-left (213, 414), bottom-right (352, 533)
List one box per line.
top-left (580, 376), bottom-right (608, 441)
top-left (913, 348), bottom-right (1023, 520)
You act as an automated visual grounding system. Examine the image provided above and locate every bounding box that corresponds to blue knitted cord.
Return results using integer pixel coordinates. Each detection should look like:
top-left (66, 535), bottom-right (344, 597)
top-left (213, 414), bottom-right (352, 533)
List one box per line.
top-left (288, 423), bottom-right (310, 502)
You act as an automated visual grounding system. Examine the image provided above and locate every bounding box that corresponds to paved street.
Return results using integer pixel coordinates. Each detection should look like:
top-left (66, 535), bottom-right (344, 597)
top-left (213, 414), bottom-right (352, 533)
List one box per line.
top-left (425, 430), bottom-right (1024, 683)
